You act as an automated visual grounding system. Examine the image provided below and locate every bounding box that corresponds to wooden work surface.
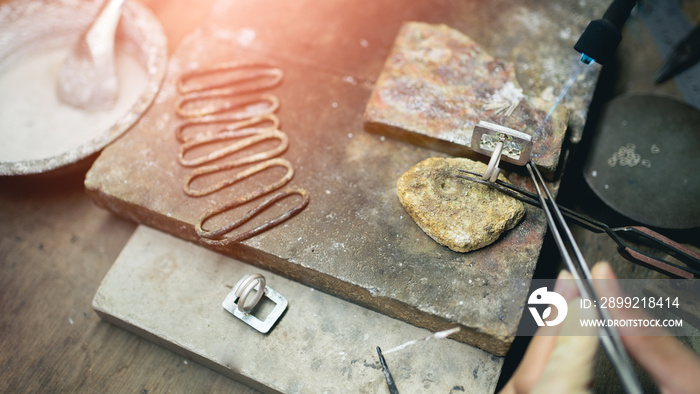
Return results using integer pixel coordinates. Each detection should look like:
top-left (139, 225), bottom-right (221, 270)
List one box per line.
top-left (0, 1), bottom-right (257, 392)
top-left (2, 0), bottom-right (700, 393)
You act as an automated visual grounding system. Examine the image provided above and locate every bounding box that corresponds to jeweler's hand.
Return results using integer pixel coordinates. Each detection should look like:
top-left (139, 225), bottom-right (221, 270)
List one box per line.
top-left (593, 263), bottom-right (700, 394)
top-left (500, 262), bottom-right (700, 394)
top-left (499, 269), bottom-right (597, 394)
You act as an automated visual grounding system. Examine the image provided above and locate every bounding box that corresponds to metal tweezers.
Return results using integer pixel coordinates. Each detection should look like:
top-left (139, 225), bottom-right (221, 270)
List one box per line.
top-left (460, 161), bottom-right (646, 393)
top-left (456, 169), bottom-right (700, 279)
top-left (465, 120), bottom-right (700, 392)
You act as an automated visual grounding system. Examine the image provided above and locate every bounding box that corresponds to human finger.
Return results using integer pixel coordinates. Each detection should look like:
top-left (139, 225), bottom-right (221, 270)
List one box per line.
top-left (532, 296), bottom-right (598, 394)
top-left (500, 269), bottom-right (579, 393)
top-left (591, 262), bottom-right (700, 394)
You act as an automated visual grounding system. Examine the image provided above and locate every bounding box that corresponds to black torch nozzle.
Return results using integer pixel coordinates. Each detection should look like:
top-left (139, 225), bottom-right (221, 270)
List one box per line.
top-left (574, 0), bottom-right (637, 65)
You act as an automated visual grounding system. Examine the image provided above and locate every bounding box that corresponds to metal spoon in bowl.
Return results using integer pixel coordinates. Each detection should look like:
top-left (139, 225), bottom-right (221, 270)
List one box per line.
top-left (56, 0), bottom-right (125, 111)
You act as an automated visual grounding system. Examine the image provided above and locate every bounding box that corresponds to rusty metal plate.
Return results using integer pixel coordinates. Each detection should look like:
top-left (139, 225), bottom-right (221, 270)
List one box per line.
top-left (85, 0), bottom-right (604, 355)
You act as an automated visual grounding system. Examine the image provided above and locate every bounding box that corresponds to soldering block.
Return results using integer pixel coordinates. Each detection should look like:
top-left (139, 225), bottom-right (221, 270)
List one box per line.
top-left (364, 22), bottom-right (568, 176)
top-left (397, 157), bottom-right (526, 253)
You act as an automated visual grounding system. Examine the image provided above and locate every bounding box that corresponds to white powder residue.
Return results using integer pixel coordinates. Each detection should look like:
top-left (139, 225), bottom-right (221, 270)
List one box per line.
top-left (490, 81), bottom-right (524, 106)
top-left (484, 81), bottom-right (524, 116)
top-left (0, 45), bottom-right (148, 161)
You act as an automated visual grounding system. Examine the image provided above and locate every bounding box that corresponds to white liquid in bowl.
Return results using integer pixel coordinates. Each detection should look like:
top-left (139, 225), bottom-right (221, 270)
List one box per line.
top-left (0, 45), bottom-right (148, 162)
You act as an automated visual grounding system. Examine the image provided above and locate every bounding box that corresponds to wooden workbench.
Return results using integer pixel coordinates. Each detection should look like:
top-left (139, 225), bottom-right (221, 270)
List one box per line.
top-left (0, 1), bottom-right (260, 392)
top-left (2, 0), bottom-right (699, 393)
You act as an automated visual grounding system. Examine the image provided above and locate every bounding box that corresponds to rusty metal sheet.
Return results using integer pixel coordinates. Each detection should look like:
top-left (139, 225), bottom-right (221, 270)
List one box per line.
top-left (85, 0), bottom-right (605, 356)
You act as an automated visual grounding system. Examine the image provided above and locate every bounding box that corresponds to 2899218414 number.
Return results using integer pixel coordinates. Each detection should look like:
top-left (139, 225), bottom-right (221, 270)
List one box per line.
top-left (599, 296), bottom-right (680, 309)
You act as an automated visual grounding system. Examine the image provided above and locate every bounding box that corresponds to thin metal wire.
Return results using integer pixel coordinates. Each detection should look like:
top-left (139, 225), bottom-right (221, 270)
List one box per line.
top-left (175, 113), bottom-right (279, 143)
top-left (177, 61), bottom-right (283, 94)
top-left (174, 62), bottom-right (309, 245)
top-left (179, 129), bottom-right (288, 170)
top-left (176, 91), bottom-right (279, 119)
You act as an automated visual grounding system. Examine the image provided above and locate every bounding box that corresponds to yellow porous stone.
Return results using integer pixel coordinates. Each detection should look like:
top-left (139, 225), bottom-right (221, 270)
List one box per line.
top-left (397, 157), bottom-right (525, 252)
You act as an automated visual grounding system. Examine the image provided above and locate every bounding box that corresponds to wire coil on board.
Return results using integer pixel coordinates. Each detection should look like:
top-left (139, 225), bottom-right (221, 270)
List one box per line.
top-left (174, 61), bottom-right (309, 245)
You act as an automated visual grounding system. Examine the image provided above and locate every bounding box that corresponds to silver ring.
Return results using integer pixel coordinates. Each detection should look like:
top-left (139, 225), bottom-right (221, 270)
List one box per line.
top-left (232, 273), bottom-right (266, 313)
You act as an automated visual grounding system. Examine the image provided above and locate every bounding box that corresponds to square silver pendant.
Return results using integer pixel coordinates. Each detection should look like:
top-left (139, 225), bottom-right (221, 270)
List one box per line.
top-left (471, 120), bottom-right (532, 165)
top-left (222, 283), bottom-right (288, 333)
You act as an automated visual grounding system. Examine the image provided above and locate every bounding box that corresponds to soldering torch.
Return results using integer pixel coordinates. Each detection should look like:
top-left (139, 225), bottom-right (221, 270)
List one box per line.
top-left (574, 0), bottom-right (637, 65)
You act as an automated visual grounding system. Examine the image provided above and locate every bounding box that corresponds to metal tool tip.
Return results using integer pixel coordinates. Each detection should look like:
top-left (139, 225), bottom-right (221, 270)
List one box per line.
top-left (376, 346), bottom-right (400, 394)
top-left (654, 66), bottom-right (672, 84)
top-left (580, 53), bottom-right (596, 65)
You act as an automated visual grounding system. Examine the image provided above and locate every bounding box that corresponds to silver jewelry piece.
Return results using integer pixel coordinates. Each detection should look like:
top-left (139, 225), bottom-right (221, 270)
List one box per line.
top-left (223, 273), bottom-right (287, 333)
